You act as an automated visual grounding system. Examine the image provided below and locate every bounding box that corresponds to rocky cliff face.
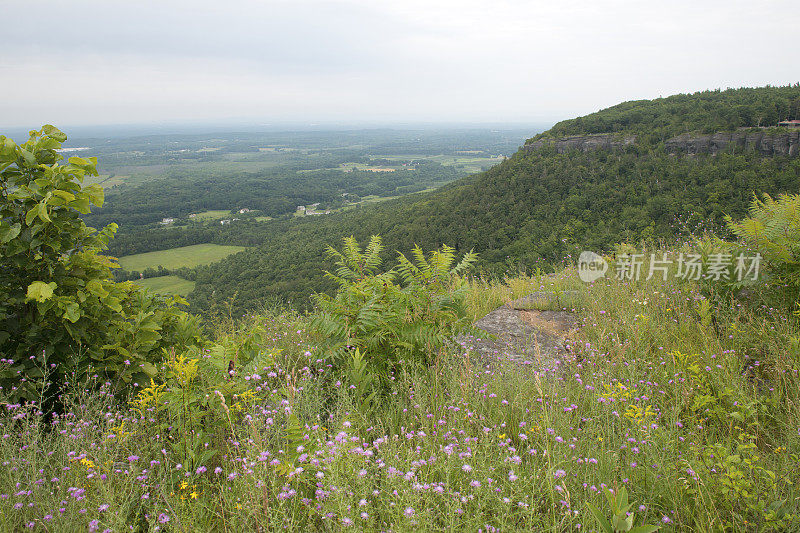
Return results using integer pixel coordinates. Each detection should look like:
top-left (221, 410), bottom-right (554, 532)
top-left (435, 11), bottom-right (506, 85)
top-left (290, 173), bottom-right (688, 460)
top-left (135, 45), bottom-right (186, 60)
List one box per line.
top-left (664, 130), bottom-right (799, 156)
top-left (524, 134), bottom-right (636, 153)
top-left (524, 130), bottom-right (800, 157)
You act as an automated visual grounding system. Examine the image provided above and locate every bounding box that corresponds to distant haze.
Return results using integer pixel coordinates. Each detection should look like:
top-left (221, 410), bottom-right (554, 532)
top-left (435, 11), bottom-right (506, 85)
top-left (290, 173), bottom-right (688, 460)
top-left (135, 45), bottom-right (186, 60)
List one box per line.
top-left (2, 0), bottom-right (798, 130)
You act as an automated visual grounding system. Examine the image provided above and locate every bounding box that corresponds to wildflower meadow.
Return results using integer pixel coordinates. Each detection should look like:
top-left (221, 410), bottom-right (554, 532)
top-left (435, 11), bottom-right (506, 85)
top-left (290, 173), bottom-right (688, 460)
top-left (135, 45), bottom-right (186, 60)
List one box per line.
top-left (1, 256), bottom-right (798, 531)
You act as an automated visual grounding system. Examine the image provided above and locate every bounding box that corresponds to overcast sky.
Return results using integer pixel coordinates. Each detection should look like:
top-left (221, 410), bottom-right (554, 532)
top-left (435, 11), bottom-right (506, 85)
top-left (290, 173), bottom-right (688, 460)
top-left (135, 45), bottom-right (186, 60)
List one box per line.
top-left (2, 0), bottom-right (799, 129)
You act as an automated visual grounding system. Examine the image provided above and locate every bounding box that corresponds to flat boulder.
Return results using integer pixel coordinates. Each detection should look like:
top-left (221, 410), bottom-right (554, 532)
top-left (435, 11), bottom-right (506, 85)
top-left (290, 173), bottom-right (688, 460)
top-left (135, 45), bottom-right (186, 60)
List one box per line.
top-left (455, 293), bottom-right (579, 369)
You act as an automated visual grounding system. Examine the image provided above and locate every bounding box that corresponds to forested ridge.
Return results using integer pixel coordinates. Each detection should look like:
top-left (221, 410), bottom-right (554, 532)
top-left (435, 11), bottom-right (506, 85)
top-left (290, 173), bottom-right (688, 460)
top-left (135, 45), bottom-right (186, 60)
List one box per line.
top-left (532, 85), bottom-right (800, 144)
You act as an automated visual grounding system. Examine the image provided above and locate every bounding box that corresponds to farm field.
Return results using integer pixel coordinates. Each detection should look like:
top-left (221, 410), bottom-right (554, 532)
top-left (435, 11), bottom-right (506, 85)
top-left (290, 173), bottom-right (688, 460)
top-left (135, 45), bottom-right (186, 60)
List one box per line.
top-left (338, 188), bottom-right (438, 210)
top-left (104, 157), bottom-right (288, 184)
top-left (113, 160), bottom-right (275, 175)
top-left (322, 154), bottom-right (504, 174)
top-left (375, 153), bottom-right (505, 173)
top-left (191, 210), bottom-right (232, 221)
top-left (292, 188), bottom-right (440, 217)
top-left (133, 275), bottom-right (196, 296)
top-left (117, 243), bottom-right (246, 271)
top-left (335, 162), bottom-right (399, 172)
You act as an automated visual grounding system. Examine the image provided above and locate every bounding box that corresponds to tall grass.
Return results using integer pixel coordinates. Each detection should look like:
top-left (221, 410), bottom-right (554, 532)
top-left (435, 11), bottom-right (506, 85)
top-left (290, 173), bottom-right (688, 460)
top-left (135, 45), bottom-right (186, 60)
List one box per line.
top-left (1, 268), bottom-right (798, 531)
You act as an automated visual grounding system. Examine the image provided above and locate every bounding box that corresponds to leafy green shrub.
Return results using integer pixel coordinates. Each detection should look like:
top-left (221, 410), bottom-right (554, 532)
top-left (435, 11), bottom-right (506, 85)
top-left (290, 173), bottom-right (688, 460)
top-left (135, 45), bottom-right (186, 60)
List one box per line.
top-left (310, 236), bottom-right (476, 382)
top-left (727, 193), bottom-right (800, 298)
top-left (0, 126), bottom-right (204, 403)
top-left (683, 434), bottom-right (797, 530)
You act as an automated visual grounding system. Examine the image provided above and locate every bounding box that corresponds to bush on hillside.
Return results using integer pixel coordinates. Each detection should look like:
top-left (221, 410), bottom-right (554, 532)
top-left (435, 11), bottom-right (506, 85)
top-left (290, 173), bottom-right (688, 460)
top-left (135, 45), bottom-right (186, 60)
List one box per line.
top-left (726, 193), bottom-right (800, 299)
top-left (309, 236), bottom-right (476, 383)
top-left (0, 126), bottom-right (203, 403)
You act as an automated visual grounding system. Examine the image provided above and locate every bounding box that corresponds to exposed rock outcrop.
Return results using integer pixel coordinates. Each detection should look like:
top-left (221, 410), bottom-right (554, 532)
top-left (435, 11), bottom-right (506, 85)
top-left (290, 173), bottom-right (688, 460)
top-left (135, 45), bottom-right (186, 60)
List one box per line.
top-left (664, 130), bottom-right (799, 156)
top-left (454, 293), bottom-right (578, 369)
top-left (524, 130), bottom-right (799, 157)
top-left (524, 134), bottom-right (636, 154)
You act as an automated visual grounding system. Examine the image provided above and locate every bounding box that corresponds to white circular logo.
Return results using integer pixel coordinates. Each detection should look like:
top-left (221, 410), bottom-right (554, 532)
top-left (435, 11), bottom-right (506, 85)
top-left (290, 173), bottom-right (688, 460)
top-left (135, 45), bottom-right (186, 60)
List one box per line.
top-left (578, 251), bottom-right (608, 282)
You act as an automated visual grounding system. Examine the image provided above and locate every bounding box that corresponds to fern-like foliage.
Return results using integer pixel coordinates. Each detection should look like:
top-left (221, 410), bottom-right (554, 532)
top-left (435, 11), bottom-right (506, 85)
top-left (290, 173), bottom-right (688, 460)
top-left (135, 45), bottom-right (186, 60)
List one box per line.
top-left (323, 235), bottom-right (387, 286)
top-left (396, 244), bottom-right (477, 288)
top-left (310, 236), bottom-right (477, 386)
top-left (727, 193), bottom-right (800, 293)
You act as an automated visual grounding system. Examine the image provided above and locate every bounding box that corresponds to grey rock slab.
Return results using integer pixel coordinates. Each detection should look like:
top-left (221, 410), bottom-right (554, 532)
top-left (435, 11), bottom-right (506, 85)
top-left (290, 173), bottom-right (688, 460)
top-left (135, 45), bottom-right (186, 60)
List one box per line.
top-left (455, 300), bottom-right (578, 369)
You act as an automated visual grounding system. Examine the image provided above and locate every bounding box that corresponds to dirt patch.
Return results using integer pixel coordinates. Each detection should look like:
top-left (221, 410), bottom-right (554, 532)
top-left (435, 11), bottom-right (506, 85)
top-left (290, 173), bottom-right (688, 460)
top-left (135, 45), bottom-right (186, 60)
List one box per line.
top-left (519, 309), bottom-right (577, 337)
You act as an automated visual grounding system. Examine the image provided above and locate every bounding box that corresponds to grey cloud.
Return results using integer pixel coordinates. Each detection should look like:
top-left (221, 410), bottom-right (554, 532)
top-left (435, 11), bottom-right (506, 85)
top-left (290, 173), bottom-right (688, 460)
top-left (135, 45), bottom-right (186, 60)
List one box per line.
top-left (1, 0), bottom-right (798, 127)
top-left (6, 1), bottom-right (413, 72)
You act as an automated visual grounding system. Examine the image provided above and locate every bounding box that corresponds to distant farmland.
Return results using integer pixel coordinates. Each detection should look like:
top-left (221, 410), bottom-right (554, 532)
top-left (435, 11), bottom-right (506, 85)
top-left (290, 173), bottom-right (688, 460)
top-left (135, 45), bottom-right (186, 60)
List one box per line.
top-left (190, 210), bottom-right (231, 221)
top-left (133, 275), bottom-right (195, 296)
top-left (118, 243), bottom-right (246, 271)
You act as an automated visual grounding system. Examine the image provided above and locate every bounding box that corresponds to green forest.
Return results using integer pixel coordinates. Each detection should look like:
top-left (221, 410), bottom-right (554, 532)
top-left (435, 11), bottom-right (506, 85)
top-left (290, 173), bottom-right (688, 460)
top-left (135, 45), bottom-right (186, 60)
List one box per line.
top-left (534, 85), bottom-right (800, 143)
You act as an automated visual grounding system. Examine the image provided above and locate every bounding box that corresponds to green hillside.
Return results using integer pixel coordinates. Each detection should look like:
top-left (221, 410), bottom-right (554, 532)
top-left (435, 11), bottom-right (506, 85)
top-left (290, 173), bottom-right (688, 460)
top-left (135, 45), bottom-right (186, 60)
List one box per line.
top-left (181, 85), bottom-right (800, 315)
top-left (533, 85), bottom-right (800, 143)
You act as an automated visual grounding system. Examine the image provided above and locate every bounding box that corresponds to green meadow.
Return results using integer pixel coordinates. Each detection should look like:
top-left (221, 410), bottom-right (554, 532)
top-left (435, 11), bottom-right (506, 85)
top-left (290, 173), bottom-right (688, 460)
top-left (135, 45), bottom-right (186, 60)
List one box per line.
top-left (117, 243), bottom-right (246, 271)
top-left (190, 210), bottom-right (232, 221)
top-left (133, 275), bottom-right (196, 296)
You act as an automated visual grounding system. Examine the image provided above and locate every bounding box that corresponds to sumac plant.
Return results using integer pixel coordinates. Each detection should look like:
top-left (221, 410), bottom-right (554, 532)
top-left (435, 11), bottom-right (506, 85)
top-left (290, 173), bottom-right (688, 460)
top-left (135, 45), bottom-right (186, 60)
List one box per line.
top-left (0, 126), bottom-right (203, 404)
top-left (310, 235), bottom-right (476, 383)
